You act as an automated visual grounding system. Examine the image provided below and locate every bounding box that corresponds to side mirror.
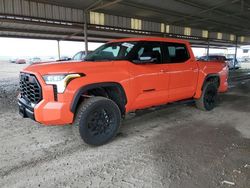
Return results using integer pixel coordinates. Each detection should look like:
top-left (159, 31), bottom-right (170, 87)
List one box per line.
top-left (133, 52), bottom-right (158, 64)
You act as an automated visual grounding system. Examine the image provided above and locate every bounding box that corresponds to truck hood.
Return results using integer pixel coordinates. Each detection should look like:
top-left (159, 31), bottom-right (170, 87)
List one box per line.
top-left (23, 61), bottom-right (114, 75)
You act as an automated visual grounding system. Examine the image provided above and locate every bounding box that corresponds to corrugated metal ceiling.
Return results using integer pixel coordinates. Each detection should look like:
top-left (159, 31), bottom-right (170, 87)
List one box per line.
top-left (31, 0), bottom-right (250, 36)
top-left (0, 0), bottom-right (249, 46)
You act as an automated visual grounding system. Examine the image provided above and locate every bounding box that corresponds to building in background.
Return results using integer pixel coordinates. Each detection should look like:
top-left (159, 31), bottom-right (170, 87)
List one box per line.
top-left (226, 46), bottom-right (250, 60)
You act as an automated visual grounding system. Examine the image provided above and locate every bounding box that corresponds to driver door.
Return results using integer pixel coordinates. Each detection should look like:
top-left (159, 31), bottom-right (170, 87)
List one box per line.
top-left (129, 42), bottom-right (169, 110)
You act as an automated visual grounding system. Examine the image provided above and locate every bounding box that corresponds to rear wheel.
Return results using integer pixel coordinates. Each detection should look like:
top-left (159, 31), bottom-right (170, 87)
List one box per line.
top-left (195, 82), bottom-right (218, 111)
top-left (73, 97), bottom-right (121, 146)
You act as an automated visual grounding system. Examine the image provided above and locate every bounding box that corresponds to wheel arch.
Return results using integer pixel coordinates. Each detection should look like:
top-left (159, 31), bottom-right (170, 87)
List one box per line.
top-left (70, 82), bottom-right (127, 114)
top-left (194, 73), bottom-right (220, 99)
top-left (202, 73), bottom-right (220, 90)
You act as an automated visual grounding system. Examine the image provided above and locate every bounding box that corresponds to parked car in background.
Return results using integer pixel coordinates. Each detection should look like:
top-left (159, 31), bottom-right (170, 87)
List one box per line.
top-left (72, 51), bottom-right (93, 61)
top-left (29, 57), bottom-right (42, 64)
top-left (57, 51), bottom-right (93, 62)
top-left (9, 58), bottom-right (17, 63)
top-left (59, 56), bottom-right (71, 61)
top-left (241, 57), bottom-right (250, 63)
top-left (15, 59), bottom-right (26, 64)
top-left (47, 57), bottom-right (56, 62)
top-left (198, 55), bottom-right (227, 61)
top-left (198, 55), bottom-right (240, 69)
top-left (226, 58), bottom-right (241, 69)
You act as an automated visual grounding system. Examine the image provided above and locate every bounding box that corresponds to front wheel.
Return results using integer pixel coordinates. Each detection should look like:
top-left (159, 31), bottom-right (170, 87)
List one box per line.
top-left (195, 82), bottom-right (218, 111)
top-left (73, 97), bottom-right (121, 146)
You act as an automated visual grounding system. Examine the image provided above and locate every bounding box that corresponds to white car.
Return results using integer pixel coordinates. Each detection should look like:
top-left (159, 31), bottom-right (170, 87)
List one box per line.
top-left (72, 51), bottom-right (93, 61)
top-left (29, 57), bottom-right (42, 64)
top-left (226, 58), bottom-right (241, 69)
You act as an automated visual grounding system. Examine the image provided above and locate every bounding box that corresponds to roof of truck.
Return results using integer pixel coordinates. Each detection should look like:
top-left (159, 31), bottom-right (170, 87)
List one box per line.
top-left (111, 37), bottom-right (189, 44)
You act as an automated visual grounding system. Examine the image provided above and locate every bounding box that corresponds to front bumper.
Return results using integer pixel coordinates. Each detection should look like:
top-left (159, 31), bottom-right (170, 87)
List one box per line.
top-left (18, 71), bottom-right (75, 126)
top-left (34, 98), bottom-right (74, 125)
top-left (18, 98), bottom-right (35, 120)
top-left (18, 96), bottom-right (74, 125)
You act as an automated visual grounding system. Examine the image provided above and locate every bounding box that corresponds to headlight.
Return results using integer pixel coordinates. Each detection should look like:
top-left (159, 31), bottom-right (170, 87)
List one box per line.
top-left (43, 73), bottom-right (83, 93)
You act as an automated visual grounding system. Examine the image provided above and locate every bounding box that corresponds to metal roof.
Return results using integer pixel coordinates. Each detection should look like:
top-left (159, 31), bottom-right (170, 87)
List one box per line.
top-left (0, 0), bottom-right (249, 46)
top-left (32, 0), bottom-right (250, 36)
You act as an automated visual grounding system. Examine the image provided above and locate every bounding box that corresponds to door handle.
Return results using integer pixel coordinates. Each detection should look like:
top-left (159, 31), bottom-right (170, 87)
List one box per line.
top-left (160, 69), bottom-right (168, 72)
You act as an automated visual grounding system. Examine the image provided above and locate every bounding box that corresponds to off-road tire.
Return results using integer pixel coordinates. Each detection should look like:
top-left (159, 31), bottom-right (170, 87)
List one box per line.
top-left (73, 97), bottom-right (121, 146)
top-left (195, 82), bottom-right (218, 111)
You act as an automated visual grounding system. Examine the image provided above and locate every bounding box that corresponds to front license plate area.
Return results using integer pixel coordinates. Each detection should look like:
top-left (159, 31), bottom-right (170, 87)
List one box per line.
top-left (19, 105), bottom-right (26, 118)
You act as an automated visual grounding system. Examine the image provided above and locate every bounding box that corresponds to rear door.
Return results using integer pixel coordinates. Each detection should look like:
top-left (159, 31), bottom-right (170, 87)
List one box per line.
top-left (162, 42), bottom-right (198, 101)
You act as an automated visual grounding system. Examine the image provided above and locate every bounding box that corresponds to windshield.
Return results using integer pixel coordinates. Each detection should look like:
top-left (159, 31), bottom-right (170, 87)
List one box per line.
top-left (85, 42), bottom-right (138, 61)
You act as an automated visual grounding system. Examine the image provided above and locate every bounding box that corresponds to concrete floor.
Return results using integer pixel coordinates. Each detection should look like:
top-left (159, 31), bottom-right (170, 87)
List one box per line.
top-left (0, 61), bottom-right (250, 188)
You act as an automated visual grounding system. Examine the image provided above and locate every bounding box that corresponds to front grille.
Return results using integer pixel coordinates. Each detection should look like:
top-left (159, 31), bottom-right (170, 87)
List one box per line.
top-left (20, 73), bottom-right (42, 104)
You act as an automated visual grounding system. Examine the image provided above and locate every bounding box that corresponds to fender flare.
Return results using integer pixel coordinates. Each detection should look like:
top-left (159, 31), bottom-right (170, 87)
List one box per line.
top-left (202, 73), bottom-right (220, 90)
top-left (194, 73), bottom-right (220, 99)
top-left (70, 82), bottom-right (127, 113)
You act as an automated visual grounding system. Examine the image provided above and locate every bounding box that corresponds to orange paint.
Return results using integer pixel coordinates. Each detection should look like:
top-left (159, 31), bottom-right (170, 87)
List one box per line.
top-left (20, 37), bottom-right (228, 125)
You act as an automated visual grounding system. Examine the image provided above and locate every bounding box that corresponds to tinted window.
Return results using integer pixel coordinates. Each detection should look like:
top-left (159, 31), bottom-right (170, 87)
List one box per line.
top-left (199, 55), bottom-right (226, 61)
top-left (133, 42), bottom-right (163, 63)
top-left (243, 49), bottom-right (248, 53)
top-left (103, 46), bottom-right (120, 57)
top-left (85, 42), bottom-right (137, 61)
top-left (210, 56), bottom-right (226, 61)
top-left (198, 56), bottom-right (207, 61)
top-left (164, 43), bottom-right (190, 63)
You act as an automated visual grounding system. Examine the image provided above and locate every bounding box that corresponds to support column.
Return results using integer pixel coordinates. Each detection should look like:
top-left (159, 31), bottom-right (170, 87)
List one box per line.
top-left (206, 40), bottom-right (210, 60)
top-left (234, 36), bottom-right (238, 70)
top-left (57, 40), bottom-right (61, 60)
top-left (84, 11), bottom-right (88, 56)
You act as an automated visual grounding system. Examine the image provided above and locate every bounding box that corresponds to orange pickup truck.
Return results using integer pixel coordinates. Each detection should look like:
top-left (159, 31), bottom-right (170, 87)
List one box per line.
top-left (18, 37), bottom-right (228, 145)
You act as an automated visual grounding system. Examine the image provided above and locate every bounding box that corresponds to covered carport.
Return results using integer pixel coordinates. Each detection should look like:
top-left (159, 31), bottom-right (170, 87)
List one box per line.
top-left (0, 1), bottom-right (250, 188)
top-left (1, 0), bottom-right (250, 53)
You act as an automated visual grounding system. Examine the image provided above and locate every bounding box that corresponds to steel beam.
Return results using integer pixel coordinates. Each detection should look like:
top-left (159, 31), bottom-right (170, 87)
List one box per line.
top-left (0, 26), bottom-right (80, 36)
top-left (118, 1), bottom-right (250, 35)
top-left (234, 36), bottom-right (238, 69)
top-left (57, 40), bottom-right (61, 60)
top-left (82, 0), bottom-right (122, 55)
top-left (63, 30), bottom-right (84, 40)
top-left (82, 0), bottom-right (103, 55)
top-left (84, 11), bottom-right (88, 55)
top-left (0, 14), bottom-right (82, 28)
top-left (91, 0), bottom-right (123, 11)
top-left (173, 0), bottom-right (248, 24)
top-left (207, 40), bottom-right (210, 59)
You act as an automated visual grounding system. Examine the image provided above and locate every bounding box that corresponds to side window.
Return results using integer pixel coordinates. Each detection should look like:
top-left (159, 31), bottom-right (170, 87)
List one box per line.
top-left (153, 47), bottom-right (161, 54)
top-left (103, 46), bottom-right (120, 57)
top-left (164, 43), bottom-right (190, 63)
top-left (137, 47), bottom-right (144, 57)
top-left (92, 46), bottom-right (121, 60)
top-left (125, 46), bottom-right (133, 56)
top-left (134, 43), bottom-right (162, 63)
top-left (168, 46), bottom-right (176, 57)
